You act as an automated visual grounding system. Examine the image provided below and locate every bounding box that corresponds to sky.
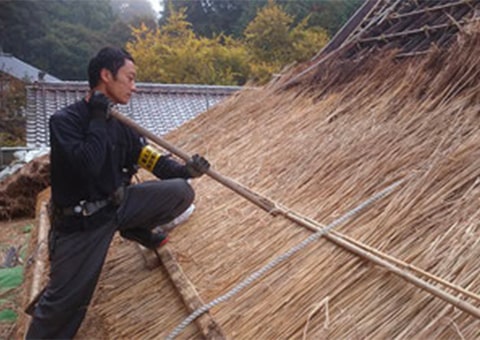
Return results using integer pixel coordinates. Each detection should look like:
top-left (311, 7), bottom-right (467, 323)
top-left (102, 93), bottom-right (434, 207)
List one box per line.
top-left (147, 0), bottom-right (162, 15)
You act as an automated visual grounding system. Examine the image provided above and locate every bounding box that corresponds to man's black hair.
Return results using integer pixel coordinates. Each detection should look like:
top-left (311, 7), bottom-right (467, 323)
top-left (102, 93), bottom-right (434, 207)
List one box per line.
top-left (88, 47), bottom-right (135, 89)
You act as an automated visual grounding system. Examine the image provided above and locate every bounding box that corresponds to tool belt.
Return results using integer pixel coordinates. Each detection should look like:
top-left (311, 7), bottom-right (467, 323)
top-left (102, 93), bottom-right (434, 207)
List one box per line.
top-left (53, 185), bottom-right (126, 218)
top-left (58, 199), bottom-right (110, 217)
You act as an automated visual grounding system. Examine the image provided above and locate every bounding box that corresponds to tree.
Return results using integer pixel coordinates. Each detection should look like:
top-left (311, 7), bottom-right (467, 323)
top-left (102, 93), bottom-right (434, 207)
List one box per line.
top-left (244, 0), bottom-right (294, 64)
top-left (0, 75), bottom-right (26, 146)
top-left (0, 0), bottom-right (362, 81)
top-left (160, 0), bottom-right (363, 38)
top-left (244, 0), bottom-right (329, 83)
top-left (160, 0), bottom-right (256, 38)
top-left (129, 1), bottom-right (331, 85)
top-left (127, 8), bottom-right (249, 85)
top-left (279, 0), bottom-right (364, 36)
top-left (0, 0), bottom-right (144, 80)
top-left (110, 0), bottom-right (158, 31)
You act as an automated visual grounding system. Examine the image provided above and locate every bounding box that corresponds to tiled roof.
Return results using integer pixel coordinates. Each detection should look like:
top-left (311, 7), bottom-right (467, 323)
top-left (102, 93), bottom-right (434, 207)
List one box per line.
top-left (26, 81), bottom-right (241, 147)
top-left (0, 53), bottom-right (61, 83)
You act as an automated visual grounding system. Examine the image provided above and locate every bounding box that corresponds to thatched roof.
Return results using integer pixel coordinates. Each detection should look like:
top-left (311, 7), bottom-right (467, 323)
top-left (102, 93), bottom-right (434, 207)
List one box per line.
top-left (0, 154), bottom-right (49, 220)
top-left (284, 0), bottom-right (480, 89)
top-left (21, 11), bottom-right (480, 340)
top-left (321, 0), bottom-right (480, 59)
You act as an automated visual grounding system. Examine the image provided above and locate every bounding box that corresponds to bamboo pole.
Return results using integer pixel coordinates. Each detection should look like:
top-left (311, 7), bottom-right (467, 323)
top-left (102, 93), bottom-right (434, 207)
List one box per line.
top-left (389, 1), bottom-right (473, 20)
top-left (24, 201), bottom-right (49, 331)
top-left (29, 202), bottom-right (49, 307)
top-left (111, 110), bottom-right (277, 214)
top-left (359, 17), bottom-right (480, 43)
top-left (154, 245), bottom-right (226, 340)
top-left (300, 217), bottom-right (480, 304)
top-left (281, 208), bottom-right (480, 318)
top-left (312, 0), bottom-right (380, 56)
top-left (110, 110), bottom-right (480, 319)
top-left (396, 50), bottom-right (431, 58)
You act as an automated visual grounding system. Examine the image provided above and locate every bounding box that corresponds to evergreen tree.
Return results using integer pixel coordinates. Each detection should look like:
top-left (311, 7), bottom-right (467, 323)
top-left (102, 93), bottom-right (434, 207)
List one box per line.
top-left (160, 0), bottom-right (257, 38)
top-left (160, 0), bottom-right (363, 38)
top-left (0, 0), bottom-right (150, 80)
top-left (0, 0), bottom-right (362, 83)
top-left (279, 0), bottom-right (364, 36)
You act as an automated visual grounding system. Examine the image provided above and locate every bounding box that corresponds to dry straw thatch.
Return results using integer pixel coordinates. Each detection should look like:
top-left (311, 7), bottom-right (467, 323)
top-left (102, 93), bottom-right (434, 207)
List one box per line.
top-left (23, 26), bottom-right (480, 340)
top-left (0, 155), bottom-right (49, 220)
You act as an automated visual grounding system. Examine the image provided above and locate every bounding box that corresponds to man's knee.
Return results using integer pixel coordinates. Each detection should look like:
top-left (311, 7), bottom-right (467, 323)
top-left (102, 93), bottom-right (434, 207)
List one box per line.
top-left (166, 179), bottom-right (195, 214)
top-left (178, 179), bottom-right (195, 205)
top-left (153, 179), bottom-right (195, 216)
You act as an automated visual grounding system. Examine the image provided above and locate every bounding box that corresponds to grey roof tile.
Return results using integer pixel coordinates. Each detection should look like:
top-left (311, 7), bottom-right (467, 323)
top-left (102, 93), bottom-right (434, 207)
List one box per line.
top-left (26, 81), bottom-right (241, 147)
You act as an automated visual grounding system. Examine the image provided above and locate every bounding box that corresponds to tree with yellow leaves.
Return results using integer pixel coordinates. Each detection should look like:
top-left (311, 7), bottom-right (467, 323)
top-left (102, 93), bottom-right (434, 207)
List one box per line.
top-left (128, 1), bottom-right (329, 85)
top-left (127, 8), bottom-right (249, 85)
top-left (244, 0), bottom-right (329, 83)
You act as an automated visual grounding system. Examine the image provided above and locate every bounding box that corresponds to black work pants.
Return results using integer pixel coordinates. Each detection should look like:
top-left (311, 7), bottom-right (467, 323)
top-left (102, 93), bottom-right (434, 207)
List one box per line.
top-left (26, 179), bottom-right (194, 339)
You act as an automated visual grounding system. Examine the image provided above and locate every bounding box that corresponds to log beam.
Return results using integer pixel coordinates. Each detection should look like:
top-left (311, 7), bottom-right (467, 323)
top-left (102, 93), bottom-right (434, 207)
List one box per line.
top-left (137, 245), bottom-right (226, 340)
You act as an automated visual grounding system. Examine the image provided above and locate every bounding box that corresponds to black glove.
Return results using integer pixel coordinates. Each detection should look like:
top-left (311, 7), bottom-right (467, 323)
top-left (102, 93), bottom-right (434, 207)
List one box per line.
top-left (88, 91), bottom-right (112, 121)
top-left (185, 154), bottom-right (210, 178)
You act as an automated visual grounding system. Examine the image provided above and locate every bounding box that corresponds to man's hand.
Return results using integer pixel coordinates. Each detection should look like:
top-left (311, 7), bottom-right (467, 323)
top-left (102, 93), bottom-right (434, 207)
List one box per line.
top-left (186, 154), bottom-right (210, 178)
top-left (88, 91), bottom-right (112, 121)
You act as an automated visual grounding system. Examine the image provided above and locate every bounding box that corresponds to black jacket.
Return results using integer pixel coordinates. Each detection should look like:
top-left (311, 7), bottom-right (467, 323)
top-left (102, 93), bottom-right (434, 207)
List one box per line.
top-left (49, 99), bottom-right (190, 228)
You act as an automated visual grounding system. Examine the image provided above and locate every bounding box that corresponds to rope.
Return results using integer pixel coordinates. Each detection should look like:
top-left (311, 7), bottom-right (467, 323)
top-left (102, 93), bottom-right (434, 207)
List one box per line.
top-left (165, 178), bottom-right (405, 339)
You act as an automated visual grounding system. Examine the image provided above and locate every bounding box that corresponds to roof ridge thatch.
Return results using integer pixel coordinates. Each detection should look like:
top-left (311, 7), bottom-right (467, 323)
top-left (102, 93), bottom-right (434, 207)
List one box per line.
top-left (280, 0), bottom-right (480, 90)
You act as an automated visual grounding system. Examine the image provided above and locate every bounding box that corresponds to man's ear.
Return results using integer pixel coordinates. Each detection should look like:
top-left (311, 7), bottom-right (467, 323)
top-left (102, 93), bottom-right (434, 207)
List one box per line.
top-left (99, 68), bottom-right (113, 84)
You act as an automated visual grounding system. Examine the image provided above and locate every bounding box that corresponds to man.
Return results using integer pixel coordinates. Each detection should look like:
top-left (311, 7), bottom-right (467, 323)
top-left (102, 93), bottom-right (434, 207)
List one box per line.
top-left (26, 47), bottom-right (210, 339)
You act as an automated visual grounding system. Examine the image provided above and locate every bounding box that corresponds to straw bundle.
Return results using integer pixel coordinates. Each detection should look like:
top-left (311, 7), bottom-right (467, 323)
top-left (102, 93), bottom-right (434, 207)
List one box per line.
top-left (0, 154), bottom-right (50, 220)
top-left (24, 26), bottom-right (480, 340)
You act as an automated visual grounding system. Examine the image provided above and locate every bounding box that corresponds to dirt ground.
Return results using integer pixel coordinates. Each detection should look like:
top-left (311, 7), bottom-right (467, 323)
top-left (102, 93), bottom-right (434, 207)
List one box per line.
top-left (0, 215), bottom-right (109, 340)
top-left (0, 217), bottom-right (35, 339)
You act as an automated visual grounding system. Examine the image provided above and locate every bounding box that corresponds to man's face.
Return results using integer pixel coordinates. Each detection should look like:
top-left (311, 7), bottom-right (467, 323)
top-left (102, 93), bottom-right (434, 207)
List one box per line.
top-left (105, 59), bottom-right (137, 105)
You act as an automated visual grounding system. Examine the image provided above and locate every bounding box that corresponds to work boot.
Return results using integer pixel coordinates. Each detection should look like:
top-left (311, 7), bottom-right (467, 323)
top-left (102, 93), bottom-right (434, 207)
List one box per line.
top-left (120, 228), bottom-right (169, 249)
